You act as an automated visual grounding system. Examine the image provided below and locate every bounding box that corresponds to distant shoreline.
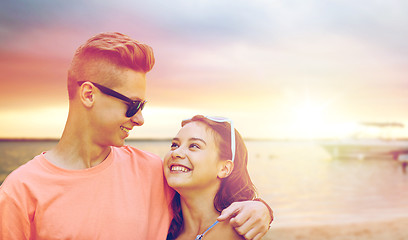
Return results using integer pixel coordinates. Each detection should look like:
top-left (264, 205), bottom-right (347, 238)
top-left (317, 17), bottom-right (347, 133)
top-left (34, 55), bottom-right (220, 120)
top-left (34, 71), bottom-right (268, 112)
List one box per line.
top-left (0, 138), bottom-right (60, 142)
top-left (0, 138), bottom-right (172, 142)
top-left (1, 137), bottom-right (408, 142)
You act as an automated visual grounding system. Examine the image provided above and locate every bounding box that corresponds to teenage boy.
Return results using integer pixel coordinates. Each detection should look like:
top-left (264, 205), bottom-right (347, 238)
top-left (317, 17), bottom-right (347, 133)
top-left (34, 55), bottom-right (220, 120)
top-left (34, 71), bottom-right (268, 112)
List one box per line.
top-left (0, 32), bottom-right (272, 240)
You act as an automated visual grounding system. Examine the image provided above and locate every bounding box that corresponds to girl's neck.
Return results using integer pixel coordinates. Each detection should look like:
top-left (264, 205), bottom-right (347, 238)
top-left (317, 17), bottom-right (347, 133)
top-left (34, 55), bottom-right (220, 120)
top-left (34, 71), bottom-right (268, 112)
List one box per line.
top-left (177, 189), bottom-right (220, 239)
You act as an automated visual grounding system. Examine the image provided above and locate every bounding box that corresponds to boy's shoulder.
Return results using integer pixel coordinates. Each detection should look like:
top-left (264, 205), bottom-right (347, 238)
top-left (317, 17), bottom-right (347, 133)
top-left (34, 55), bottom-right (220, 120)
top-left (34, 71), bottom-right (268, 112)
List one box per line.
top-left (114, 145), bottom-right (163, 168)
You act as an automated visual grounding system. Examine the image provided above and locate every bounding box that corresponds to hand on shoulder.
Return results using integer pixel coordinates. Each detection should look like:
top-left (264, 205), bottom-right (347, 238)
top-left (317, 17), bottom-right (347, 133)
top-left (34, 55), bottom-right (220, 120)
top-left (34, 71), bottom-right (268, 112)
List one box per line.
top-left (204, 220), bottom-right (244, 240)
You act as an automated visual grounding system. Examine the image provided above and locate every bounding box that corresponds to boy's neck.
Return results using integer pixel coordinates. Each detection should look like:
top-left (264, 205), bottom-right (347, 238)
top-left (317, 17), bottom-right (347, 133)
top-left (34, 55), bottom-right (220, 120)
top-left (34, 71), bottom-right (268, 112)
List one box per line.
top-left (44, 113), bottom-right (111, 170)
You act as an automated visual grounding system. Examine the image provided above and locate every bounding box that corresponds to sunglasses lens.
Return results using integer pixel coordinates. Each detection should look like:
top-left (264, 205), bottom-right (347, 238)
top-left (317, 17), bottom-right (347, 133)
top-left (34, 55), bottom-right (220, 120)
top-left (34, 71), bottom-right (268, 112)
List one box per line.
top-left (125, 101), bottom-right (145, 117)
top-left (206, 116), bottom-right (226, 121)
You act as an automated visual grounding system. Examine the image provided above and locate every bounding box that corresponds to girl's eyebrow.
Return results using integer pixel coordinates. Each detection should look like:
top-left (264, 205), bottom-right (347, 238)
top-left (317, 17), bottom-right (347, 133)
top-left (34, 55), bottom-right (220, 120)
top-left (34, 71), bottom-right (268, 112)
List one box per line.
top-left (189, 137), bottom-right (207, 145)
top-left (171, 137), bottom-right (207, 145)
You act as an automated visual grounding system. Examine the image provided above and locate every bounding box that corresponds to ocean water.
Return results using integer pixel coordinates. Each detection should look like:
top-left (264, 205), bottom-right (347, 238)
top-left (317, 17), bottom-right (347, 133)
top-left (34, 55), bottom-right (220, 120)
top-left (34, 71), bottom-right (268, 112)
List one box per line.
top-left (1, 139), bottom-right (407, 227)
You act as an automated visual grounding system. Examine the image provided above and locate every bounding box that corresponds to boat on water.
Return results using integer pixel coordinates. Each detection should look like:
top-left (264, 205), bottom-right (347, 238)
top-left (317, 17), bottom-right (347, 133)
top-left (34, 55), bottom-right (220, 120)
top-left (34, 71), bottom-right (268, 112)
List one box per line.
top-left (318, 122), bottom-right (408, 160)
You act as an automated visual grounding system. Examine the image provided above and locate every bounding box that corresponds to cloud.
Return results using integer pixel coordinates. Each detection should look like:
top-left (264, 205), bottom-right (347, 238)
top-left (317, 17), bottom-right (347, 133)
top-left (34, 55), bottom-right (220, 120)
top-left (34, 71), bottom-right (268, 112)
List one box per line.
top-left (1, 0), bottom-right (408, 138)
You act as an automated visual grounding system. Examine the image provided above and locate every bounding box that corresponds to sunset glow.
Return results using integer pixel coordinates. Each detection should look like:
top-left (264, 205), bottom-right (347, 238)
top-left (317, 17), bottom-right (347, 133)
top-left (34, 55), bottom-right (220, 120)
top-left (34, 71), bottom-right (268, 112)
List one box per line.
top-left (1, 1), bottom-right (408, 139)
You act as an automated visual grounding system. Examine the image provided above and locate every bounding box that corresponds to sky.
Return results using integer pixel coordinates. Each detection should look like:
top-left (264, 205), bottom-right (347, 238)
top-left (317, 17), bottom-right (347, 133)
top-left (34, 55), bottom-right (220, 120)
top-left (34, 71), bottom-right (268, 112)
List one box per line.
top-left (0, 0), bottom-right (408, 140)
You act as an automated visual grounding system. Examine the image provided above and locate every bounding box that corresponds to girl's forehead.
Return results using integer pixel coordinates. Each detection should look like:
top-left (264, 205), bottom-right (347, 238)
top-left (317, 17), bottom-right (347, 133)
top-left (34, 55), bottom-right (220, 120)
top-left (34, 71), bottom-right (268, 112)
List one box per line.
top-left (179, 122), bottom-right (215, 139)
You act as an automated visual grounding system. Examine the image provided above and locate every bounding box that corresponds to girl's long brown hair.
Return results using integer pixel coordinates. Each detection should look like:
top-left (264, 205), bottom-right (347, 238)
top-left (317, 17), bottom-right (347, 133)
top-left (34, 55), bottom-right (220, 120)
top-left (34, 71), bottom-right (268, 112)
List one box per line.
top-left (167, 115), bottom-right (257, 239)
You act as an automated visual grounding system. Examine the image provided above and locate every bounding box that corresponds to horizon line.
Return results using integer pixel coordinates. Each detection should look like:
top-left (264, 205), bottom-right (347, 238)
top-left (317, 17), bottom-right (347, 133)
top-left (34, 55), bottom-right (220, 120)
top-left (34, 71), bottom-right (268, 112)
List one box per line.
top-left (1, 137), bottom-right (408, 142)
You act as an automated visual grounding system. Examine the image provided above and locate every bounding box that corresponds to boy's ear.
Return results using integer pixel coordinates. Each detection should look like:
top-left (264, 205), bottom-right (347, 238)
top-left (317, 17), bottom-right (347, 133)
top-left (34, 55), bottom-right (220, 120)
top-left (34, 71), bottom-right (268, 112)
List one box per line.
top-left (218, 160), bottom-right (234, 179)
top-left (79, 82), bottom-right (95, 107)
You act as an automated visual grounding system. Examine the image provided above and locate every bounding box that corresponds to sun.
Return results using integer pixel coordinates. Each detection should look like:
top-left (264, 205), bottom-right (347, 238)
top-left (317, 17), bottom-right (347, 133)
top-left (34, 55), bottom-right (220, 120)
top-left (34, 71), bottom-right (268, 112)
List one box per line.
top-left (288, 99), bottom-right (359, 139)
top-left (290, 100), bottom-right (327, 138)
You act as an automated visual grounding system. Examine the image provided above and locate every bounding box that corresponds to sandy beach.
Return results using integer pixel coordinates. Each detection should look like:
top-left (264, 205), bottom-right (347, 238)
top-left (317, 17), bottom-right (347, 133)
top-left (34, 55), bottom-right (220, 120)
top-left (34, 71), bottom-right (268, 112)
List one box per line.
top-left (264, 217), bottom-right (408, 240)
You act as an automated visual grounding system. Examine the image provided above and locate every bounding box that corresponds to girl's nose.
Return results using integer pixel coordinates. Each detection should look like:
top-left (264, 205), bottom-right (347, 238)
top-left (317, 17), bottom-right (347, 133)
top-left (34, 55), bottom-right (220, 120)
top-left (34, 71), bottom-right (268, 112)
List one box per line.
top-left (171, 147), bottom-right (186, 159)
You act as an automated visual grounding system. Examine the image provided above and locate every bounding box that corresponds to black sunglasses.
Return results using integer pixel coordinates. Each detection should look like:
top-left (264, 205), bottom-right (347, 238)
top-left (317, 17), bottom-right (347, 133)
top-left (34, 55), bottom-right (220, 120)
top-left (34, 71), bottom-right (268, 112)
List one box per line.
top-left (77, 81), bottom-right (146, 118)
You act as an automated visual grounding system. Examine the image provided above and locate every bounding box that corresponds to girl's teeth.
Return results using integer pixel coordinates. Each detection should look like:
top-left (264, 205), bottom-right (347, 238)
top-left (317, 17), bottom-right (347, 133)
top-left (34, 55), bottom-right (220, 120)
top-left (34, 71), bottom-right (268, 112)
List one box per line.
top-left (171, 166), bottom-right (190, 172)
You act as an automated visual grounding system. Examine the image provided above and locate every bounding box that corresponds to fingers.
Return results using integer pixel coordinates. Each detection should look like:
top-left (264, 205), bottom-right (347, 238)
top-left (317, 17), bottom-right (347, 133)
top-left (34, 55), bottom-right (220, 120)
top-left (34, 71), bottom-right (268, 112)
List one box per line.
top-left (252, 232), bottom-right (266, 240)
top-left (229, 207), bottom-right (250, 228)
top-left (217, 202), bottom-right (241, 221)
top-left (235, 222), bottom-right (268, 240)
top-left (242, 229), bottom-right (266, 240)
top-left (228, 201), bottom-right (270, 240)
top-left (232, 214), bottom-right (268, 240)
top-left (217, 201), bottom-right (270, 240)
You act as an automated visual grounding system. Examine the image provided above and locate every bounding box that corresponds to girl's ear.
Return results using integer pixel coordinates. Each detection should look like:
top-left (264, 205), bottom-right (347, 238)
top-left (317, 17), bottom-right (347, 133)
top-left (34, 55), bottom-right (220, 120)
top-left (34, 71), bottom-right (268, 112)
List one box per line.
top-left (217, 160), bottom-right (234, 179)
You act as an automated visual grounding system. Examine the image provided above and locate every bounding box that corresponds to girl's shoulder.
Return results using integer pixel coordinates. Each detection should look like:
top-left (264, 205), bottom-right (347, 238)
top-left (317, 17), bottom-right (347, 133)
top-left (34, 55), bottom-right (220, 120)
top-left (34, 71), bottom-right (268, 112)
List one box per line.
top-left (205, 220), bottom-right (244, 240)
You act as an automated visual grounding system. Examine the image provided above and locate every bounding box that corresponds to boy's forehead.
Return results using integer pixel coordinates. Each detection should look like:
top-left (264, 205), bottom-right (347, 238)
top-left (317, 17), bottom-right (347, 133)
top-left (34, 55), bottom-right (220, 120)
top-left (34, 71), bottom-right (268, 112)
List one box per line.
top-left (115, 70), bottom-right (147, 99)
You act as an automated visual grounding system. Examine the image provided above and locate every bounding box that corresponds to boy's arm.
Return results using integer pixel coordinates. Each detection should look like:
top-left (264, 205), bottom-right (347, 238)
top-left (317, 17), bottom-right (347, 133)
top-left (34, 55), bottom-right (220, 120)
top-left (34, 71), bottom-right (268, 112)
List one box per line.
top-left (217, 199), bottom-right (273, 240)
top-left (0, 189), bottom-right (30, 239)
